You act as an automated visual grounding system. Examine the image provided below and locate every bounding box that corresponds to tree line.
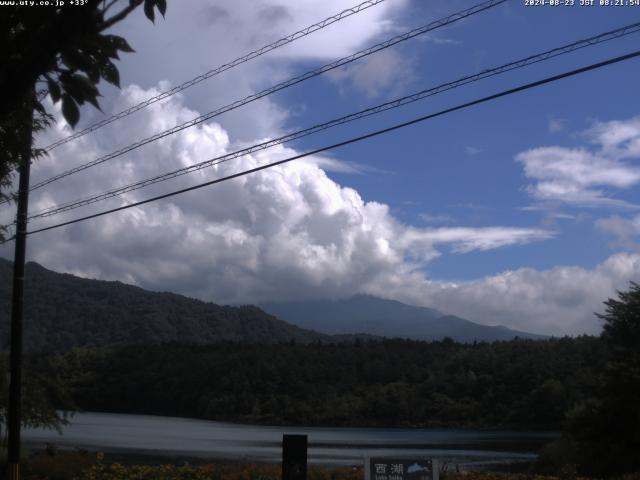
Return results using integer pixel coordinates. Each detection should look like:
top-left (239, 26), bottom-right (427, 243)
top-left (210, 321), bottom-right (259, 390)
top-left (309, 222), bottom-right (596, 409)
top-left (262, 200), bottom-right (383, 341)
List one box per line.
top-left (50, 336), bottom-right (604, 430)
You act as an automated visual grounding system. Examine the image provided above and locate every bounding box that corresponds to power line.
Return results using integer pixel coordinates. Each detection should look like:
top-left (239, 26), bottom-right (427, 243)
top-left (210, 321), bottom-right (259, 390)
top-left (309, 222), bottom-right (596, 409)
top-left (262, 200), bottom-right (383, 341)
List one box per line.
top-left (19, 49), bottom-right (640, 238)
top-left (23, 0), bottom-right (506, 196)
top-left (1, 235), bottom-right (16, 245)
top-left (28, 0), bottom-right (505, 193)
top-left (26, 21), bottom-right (640, 221)
top-left (42, 0), bottom-right (388, 152)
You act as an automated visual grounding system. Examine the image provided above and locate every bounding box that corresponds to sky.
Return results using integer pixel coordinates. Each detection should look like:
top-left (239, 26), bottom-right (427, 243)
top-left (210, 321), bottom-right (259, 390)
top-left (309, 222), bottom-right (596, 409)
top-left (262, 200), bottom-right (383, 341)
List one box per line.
top-left (2, 0), bottom-right (640, 336)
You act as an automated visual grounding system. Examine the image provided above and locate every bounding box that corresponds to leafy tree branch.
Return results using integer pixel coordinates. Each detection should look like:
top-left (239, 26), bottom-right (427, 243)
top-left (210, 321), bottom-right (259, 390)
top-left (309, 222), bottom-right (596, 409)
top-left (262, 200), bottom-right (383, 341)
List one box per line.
top-left (0, 0), bottom-right (168, 206)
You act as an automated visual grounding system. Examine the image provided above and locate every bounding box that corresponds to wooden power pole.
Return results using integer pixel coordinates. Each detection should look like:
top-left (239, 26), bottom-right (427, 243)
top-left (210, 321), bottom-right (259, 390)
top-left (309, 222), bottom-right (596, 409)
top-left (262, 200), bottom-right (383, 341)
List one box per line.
top-left (7, 100), bottom-right (33, 480)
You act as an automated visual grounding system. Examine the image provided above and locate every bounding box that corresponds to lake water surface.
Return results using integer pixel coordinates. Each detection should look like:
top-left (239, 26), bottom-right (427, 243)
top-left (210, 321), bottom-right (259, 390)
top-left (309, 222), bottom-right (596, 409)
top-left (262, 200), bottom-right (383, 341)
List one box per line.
top-left (24, 412), bottom-right (557, 467)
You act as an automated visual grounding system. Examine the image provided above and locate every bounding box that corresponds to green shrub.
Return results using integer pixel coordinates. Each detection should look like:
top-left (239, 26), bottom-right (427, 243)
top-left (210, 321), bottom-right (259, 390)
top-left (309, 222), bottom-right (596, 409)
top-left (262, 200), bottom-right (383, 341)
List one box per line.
top-left (534, 437), bottom-right (578, 477)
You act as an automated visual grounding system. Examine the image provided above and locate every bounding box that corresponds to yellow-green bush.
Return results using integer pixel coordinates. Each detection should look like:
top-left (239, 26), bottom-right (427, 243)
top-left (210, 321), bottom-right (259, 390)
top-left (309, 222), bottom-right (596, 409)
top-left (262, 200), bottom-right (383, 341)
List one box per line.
top-left (72, 463), bottom-right (362, 480)
top-left (24, 452), bottom-right (95, 480)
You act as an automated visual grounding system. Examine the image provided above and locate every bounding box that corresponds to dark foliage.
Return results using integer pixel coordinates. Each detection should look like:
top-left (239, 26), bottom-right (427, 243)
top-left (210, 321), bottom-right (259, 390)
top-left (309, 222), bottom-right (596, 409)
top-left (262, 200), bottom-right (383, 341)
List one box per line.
top-left (0, 0), bottom-right (166, 122)
top-left (0, 0), bottom-right (167, 208)
top-left (0, 353), bottom-right (75, 435)
top-left (567, 282), bottom-right (640, 477)
top-left (51, 336), bottom-right (604, 430)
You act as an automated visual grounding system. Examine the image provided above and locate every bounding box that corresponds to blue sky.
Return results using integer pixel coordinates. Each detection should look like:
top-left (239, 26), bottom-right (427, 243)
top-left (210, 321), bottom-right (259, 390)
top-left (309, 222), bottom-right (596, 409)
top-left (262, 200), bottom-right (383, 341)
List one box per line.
top-left (283, 0), bottom-right (640, 278)
top-left (276, 0), bottom-right (640, 316)
top-left (2, 0), bottom-right (640, 335)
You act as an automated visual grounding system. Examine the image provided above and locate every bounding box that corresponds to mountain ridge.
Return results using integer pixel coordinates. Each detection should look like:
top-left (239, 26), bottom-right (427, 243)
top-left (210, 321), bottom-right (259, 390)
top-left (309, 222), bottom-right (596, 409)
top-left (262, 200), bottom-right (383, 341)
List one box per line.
top-left (0, 258), bottom-right (545, 351)
top-left (259, 294), bottom-right (546, 342)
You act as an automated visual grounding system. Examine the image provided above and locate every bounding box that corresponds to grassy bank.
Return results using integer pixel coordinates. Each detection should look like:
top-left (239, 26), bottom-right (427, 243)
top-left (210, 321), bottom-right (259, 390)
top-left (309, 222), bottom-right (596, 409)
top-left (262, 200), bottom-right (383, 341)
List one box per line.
top-left (12, 452), bottom-right (640, 480)
top-left (18, 452), bottom-right (361, 480)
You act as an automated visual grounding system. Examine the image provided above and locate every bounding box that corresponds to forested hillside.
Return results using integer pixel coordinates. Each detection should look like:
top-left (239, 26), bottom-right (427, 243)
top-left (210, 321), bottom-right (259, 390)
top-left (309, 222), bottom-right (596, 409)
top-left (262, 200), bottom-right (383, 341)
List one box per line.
top-left (0, 259), bottom-right (326, 351)
top-left (53, 336), bottom-right (604, 429)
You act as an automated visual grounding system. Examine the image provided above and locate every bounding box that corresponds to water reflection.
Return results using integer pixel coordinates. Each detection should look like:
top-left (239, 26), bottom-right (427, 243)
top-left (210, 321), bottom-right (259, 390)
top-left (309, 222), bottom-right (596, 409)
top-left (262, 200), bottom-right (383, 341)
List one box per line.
top-left (24, 412), bottom-right (557, 466)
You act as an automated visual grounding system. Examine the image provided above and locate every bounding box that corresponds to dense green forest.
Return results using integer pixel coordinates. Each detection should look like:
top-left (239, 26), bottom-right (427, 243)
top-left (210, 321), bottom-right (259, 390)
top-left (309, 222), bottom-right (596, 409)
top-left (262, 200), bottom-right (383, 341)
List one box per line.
top-left (0, 260), bottom-right (329, 351)
top-left (49, 336), bottom-right (604, 430)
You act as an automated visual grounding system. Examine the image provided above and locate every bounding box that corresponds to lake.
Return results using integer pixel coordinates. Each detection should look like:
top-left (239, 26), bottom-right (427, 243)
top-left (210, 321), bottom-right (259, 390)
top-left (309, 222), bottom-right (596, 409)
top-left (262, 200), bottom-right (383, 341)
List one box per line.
top-left (23, 412), bottom-right (557, 468)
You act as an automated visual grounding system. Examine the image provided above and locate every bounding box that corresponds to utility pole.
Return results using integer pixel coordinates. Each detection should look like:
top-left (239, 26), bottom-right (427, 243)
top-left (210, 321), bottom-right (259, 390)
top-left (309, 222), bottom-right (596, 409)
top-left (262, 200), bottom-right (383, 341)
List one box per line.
top-left (7, 97), bottom-right (33, 480)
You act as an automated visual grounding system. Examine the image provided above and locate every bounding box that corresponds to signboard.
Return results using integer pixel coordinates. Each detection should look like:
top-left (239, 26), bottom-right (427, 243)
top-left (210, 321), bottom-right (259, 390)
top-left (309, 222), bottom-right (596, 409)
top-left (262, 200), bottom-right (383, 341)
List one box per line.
top-left (365, 457), bottom-right (439, 480)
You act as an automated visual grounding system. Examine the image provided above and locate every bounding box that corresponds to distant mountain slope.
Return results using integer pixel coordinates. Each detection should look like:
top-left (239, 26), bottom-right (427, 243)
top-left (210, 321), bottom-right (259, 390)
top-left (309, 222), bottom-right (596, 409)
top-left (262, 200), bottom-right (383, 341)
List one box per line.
top-left (0, 259), bottom-right (327, 352)
top-left (260, 294), bottom-right (546, 342)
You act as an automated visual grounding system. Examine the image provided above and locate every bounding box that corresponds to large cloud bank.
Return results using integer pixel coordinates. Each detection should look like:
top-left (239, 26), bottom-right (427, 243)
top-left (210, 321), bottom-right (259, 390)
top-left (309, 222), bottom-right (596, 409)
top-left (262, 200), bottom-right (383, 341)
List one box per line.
top-left (4, 86), bottom-right (551, 309)
top-left (0, 86), bottom-right (636, 336)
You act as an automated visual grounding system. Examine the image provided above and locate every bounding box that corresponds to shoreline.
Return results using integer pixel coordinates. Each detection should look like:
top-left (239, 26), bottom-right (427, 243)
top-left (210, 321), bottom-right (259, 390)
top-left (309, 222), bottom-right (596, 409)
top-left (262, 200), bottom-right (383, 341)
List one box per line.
top-left (23, 411), bottom-right (550, 468)
top-left (52, 410), bottom-right (562, 435)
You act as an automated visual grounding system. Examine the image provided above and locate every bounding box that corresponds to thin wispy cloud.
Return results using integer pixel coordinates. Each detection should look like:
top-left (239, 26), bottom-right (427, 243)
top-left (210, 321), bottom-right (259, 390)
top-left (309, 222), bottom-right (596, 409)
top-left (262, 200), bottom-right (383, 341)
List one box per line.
top-left (465, 146), bottom-right (482, 155)
top-left (419, 213), bottom-right (455, 224)
top-left (595, 214), bottom-right (640, 251)
top-left (326, 48), bottom-right (415, 99)
top-left (547, 116), bottom-right (567, 134)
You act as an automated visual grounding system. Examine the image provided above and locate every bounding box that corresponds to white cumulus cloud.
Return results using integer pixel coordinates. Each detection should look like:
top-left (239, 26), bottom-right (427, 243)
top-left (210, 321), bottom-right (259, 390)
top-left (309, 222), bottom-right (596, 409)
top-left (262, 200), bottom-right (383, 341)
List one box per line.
top-left (517, 116), bottom-right (640, 208)
top-left (587, 116), bottom-right (640, 159)
top-left (516, 147), bottom-right (640, 207)
top-left (1, 84), bottom-right (552, 311)
top-left (364, 253), bottom-right (640, 336)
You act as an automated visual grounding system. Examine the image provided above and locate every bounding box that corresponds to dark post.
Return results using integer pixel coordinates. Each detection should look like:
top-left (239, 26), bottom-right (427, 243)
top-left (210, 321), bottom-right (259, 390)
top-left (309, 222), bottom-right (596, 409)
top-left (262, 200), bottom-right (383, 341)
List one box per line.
top-left (7, 100), bottom-right (33, 480)
top-left (282, 434), bottom-right (307, 480)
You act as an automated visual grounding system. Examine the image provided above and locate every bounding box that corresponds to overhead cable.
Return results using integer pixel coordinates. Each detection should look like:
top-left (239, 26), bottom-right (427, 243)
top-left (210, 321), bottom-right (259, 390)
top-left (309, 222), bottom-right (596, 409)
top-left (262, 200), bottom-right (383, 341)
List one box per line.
top-left (42, 0), bottom-right (389, 151)
top-left (23, 0), bottom-right (506, 195)
top-left (27, 21), bottom-right (640, 221)
top-left (19, 48), bottom-right (640, 238)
